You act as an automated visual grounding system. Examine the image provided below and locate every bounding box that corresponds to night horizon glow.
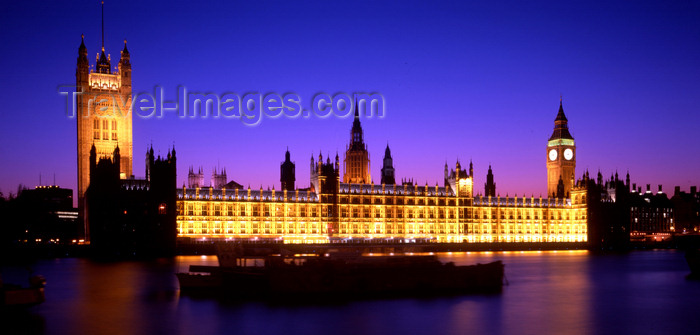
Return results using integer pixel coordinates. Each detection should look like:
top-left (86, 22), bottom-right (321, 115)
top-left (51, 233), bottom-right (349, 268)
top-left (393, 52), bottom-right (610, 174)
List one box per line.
top-left (1, 0), bottom-right (699, 205)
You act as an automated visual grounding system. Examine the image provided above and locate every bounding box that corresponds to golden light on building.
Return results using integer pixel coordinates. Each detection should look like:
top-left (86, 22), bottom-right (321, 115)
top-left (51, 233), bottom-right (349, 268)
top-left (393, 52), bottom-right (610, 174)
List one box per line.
top-left (75, 16), bottom-right (133, 239)
top-left (174, 100), bottom-right (587, 244)
top-left (175, 175), bottom-right (587, 244)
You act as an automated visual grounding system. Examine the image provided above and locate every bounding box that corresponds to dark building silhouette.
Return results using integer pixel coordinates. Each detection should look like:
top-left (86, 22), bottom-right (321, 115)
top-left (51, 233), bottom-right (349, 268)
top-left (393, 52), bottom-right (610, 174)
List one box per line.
top-left (280, 148), bottom-right (295, 191)
top-left (629, 184), bottom-right (674, 242)
top-left (671, 186), bottom-right (700, 234)
top-left (380, 144), bottom-right (395, 185)
top-left (581, 171), bottom-right (631, 250)
top-left (223, 180), bottom-right (244, 190)
top-left (469, 160), bottom-right (474, 180)
top-left (310, 153), bottom-right (340, 195)
top-left (87, 145), bottom-right (176, 257)
top-left (485, 165), bottom-right (496, 197)
top-left (1, 185), bottom-right (80, 247)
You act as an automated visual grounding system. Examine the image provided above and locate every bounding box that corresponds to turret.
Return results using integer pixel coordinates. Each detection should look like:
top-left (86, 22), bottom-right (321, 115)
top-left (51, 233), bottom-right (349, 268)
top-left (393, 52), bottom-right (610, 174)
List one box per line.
top-left (485, 165), bottom-right (496, 197)
top-left (119, 39), bottom-right (131, 89)
top-left (76, 35), bottom-right (89, 86)
top-left (89, 144), bottom-right (97, 179)
top-left (318, 151), bottom-right (323, 174)
top-left (381, 143), bottom-right (395, 185)
top-left (280, 148), bottom-right (295, 191)
top-left (145, 145), bottom-right (154, 181)
top-left (113, 145), bottom-right (121, 173)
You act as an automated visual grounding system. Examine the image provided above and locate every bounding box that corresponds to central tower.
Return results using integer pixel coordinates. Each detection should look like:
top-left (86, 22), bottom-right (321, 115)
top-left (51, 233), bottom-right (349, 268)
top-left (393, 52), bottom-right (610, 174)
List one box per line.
top-left (343, 103), bottom-right (371, 184)
top-left (546, 99), bottom-right (576, 198)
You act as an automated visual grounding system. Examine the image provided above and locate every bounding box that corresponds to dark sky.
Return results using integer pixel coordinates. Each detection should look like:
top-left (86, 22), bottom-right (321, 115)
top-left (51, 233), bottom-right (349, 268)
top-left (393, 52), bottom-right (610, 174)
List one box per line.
top-left (1, 0), bottom-right (699, 201)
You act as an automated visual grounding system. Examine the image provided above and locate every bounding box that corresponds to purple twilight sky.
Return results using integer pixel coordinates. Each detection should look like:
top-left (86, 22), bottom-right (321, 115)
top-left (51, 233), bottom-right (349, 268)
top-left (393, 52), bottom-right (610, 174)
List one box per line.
top-left (1, 0), bottom-right (699, 204)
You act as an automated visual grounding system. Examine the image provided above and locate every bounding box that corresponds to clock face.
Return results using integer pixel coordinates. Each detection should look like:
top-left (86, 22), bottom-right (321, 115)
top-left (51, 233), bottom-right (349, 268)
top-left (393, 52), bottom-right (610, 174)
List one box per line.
top-left (564, 148), bottom-right (574, 160)
top-left (548, 149), bottom-right (557, 161)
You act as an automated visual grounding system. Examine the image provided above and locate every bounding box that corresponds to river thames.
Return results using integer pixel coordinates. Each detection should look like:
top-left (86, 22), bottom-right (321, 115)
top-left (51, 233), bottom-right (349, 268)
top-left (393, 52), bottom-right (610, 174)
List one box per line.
top-left (2, 249), bottom-right (699, 335)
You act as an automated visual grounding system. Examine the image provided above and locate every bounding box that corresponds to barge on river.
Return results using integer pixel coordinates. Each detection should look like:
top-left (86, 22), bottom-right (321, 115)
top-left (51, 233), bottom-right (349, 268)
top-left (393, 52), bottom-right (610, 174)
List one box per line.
top-left (177, 249), bottom-right (505, 299)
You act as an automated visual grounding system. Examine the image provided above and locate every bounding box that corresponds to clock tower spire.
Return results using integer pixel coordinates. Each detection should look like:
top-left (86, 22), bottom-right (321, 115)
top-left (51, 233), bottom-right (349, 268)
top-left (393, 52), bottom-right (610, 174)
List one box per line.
top-left (546, 99), bottom-right (576, 198)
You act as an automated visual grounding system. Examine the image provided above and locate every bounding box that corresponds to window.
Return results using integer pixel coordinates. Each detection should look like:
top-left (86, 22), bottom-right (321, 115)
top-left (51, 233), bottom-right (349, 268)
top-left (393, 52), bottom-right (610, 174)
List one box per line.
top-left (158, 203), bottom-right (166, 215)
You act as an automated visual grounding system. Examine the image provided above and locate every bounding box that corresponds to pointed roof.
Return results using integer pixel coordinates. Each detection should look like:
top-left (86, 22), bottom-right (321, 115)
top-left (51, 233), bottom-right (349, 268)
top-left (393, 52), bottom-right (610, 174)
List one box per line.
top-left (352, 98), bottom-right (362, 132)
top-left (348, 97), bottom-right (366, 151)
top-left (122, 39), bottom-right (129, 55)
top-left (78, 34), bottom-right (88, 66)
top-left (555, 100), bottom-right (568, 122)
top-left (548, 100), bottom-right (574, 141)
top-left (79, 34), bottom-right (87, 52)
top-left (96, 46), bottom-right (111, 74)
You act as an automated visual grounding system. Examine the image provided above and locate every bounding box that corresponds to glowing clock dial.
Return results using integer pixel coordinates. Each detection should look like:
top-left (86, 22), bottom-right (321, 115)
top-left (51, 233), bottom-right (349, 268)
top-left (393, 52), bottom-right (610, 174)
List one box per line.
top-left (564, 148), bottom-right (573, 160)
top-left (549, 149), bottom-right (557, 161)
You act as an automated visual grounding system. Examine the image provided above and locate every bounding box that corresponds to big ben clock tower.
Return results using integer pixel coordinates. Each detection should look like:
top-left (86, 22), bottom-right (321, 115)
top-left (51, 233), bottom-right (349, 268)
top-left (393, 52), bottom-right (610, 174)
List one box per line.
top-left (547, 99), bottom-right (575, 198)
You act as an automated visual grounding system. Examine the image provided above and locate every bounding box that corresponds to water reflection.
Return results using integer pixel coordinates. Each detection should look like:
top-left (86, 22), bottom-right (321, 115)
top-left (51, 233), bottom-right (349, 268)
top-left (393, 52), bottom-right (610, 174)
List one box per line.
top-left (2, 250), bottom-right (699, 335)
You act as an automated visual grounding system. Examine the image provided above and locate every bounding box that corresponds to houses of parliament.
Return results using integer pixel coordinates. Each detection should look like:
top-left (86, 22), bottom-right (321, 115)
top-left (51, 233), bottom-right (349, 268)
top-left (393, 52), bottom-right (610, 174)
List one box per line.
top-left (73, 15), bottom-right (586, 245)
top-left (175, 102), bottom-right (588, 244)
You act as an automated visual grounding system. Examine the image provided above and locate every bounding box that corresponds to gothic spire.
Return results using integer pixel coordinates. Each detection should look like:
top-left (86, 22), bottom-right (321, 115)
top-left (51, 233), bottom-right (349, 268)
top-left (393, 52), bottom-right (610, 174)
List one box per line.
top-left (549, 98), bottom-right (574, 141)
top-left (122, 39), bottom-right (129, 56)
top-left (79, 34), bottom-right (87, 53)
top-left (77, 34), bottom-right (88, 67)
top-left (555, 98), bottom-right (568, 122)
top-left (349, 97), bottom-right (365, 150)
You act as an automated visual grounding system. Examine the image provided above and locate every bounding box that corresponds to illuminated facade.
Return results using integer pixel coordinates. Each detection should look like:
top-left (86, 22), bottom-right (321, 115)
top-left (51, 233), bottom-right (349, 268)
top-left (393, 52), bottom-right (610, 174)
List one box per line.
top-left (176, 102), bottom-right (588, 244)
top-left (76, 18), bottom-right (133, 238)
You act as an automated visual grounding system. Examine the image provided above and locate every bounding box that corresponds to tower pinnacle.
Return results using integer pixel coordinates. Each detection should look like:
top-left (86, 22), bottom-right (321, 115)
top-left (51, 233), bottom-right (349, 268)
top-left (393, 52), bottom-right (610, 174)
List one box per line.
top-left (101, 1), bottom-right (105, 50)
